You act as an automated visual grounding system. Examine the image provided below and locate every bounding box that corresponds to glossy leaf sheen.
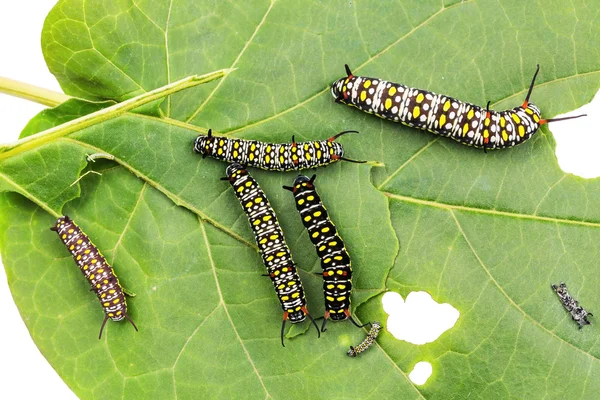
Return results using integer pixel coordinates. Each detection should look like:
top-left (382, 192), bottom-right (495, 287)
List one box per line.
top-left (1, 0), bottom-right (600, 398)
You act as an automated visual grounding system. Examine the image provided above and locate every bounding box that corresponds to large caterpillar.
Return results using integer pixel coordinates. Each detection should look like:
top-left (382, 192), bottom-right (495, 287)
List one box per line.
top-left (284, 174), bottom-right (365, 332)
top-left (50, 216), bottom-right (138, 339)
top-left (551, 282), bottom-right (593, 329)
top-left (223, 163), bottom-right (319, 346)
top-left (331, 65), bottom-right (584, 151)
top-left (194, 129), bottom-right (364, 170)
top-left (347, 321), bottom-right (382, 357)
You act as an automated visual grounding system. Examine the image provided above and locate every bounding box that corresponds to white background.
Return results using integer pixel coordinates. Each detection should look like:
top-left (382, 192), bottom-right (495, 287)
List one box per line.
top-left (0, 1), bottom-right (597, 399)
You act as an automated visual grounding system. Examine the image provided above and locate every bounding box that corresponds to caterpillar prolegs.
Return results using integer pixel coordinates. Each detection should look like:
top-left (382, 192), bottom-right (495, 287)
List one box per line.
top-left (223, 163), bottom-right (319, 346)
top-left (51, 216), bottom-right (138, 339)
top-left (332, 65), bottom-right (585, 151)
top-left (195, 129), bottom-right (365, 171)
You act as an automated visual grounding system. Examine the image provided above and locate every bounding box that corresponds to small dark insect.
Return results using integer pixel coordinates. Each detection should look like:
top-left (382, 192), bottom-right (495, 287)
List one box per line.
top-left (194, 129), bottom-right (365, 171)
top-left (331, 64), bottom-right (585, 151)
top-left (348, 321), bottom-right (382, 357)
top-left (51, 216), bottom-right (138, 339)
top-left (222, 163), bottom-right (319, 346)
top-left (551, 282), bottom-right (593, 329)
top-left (284, 174), bottom-right (367, 332)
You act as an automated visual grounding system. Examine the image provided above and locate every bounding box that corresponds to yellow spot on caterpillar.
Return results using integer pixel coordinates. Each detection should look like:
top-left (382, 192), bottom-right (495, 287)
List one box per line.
top-left (483, 130), bottom-right (489, 138)
top-left (337, 284), bottom-right (346, 289)
top-left (85, 250), bottom-right (90, 254)
top-left (304, 216), bottom-right (311, 222)
top-left (109, 290), bottom-right (116, 294)
top-left (237, 186), bottom-right (244, 193)
top-left (113, 299), bottom-right (120, 304)
top-left (263, 215), bottom-right (272, 221)
top-left (68, 229), bottom-right (74, 233)
top-left (462, 123), bottom-right (469, 136)
top-left (500, 116), bottom-right (506, 127)
top-left (336, 270), bottom-right (344, 275)
top-left (267, 256), bottom-right (274, 261)
top-left (322, 227), bottom-right (330, 233)
top-left (314, 211), bottom-right (322, 217)
top-left (279, 155), bottom-right (284, 163)
top-left (319, 245), bottom-right (326, 251)
top-left (413, 106), bottom-right (420, 118)
top-left (364, 80), bottom-right (371, 88)
top-left (217, 148), bottom-right (223, 155)
top-left (108, 313), bottom-right (114, 317)
top-left (245, 181), bottom-right (252, 187)
top-left (234, 142), bottom-right (239, 149)
top-left (533, 114), bottom-right (540, 123)
top-left (70, 245), bottom-right (74, 250)
top-left (329, 241), bottom-right (338, 247)
top-left (316, 150), bottom-right (322, 159)
top-left (101, 293), bottom-right (107, 298)
top-left (334, 256), bottom-right (343, 260)
top-left (467, 109), bottom-right (474, 119)
top-left (360, 91), bottom-right (367, 101)
top-left (265, 155), bottom-right (271, 163)
top-left (292, 292), bottom-right (300, 298)
top-left (328, 271), bottom-right (334, 276)
top-left (104, 302), bottom-right (110, 307)
top-left (270, 234), bottom-right (278, 240)
top-left (255, 197), bottom-right (263, 203)
top-left (416, 93), bottom-right (424, 103)
top-left (337, 296), bottom-right (346, 301)
top-left (233, 150), bottom-right (239, 158)
top-left (97, 284), bottom-right (101, 288)
top-left (77, 255), bottom-right (81, 260)
top-left (324, 258), bottom-right (332, 263)
top-left (282, 267), bottom-right (288, 272)
top-left (502, 130), bottom-right (508, 141)
top-left (104, 279), bottom-right (109, 284)
top-left (116, 311), bottom-right (122, 316)
top-left (306, 153), bottom-right (311, 161)
top-left (83, 265), bottom-right (88, 270)
top-left (288, 281), bottom-right (296, 286)
top-left (385, 98), bottom-right (392, 109)
top-left (62, 234), bottom-right (66, 239)
top-left (525, 108), bottom-right (533, 115)
top-left (298, 199), bottom-right (305, 205)
top-left (389, 87), bottom-right (397, 96)
top-left (219, 139), bottom-right (224, 146)
top-left (307, 195), bottom-right (314, 201)
top-left (326, 296), bottom-right (335, 301)
top-left (439, 114), bottom-right (446, 126)
top-left (259, 238), bottom-right (267, 244)
top-left (249, 153), bottom-right (255, 161)
top-left (295, 306), bottom-right (301, 311)
top-left (518, 125), bottom-right (525, 137)
top-left (253, 220), bottom-right (261, 226)
top-left (97, 269), bottom-right (104, 273)
top-left (311, 232), bottom-right (319, 238)
top-left (443, 100), bottom-right (451, 112)
top-left (280, 146), bottom-right (285, 153)
top-left (485, 118), bottom-right (490, 126)
top-left (266, 145), bottom-right (272, 153)
top-left (245, 201), bottom-right (253, 208)
top-left (77, 240), bottom-right (82, 244)
top-left (304, 144), bottom-right (309, 151)
top-left (277, 252), bottom-right (286, 257)
top-left (274, 270), bottom-right (280, 275)
top-left (511, 113), bottom-right (521, 124)
top-left (278, 284), bottom-right (285, 289)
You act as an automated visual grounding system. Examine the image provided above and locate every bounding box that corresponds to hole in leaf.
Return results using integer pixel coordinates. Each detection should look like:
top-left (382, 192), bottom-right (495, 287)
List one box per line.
top-left (382, 291), bottom-right (459, 345)
top-left (409, 361), bottom-right (433, 385)
top-left (551, 89), bottom-right (600, 178)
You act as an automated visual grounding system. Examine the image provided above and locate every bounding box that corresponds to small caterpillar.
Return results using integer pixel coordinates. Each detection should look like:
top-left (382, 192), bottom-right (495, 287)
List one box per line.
top-left (551, 282), bottom-right (593, 329)
top-left (194, 129), bottom-right (364, 171)
top-left (331, 65), bottom-right (585, 151)
top-left (223, 163), bottom-right (319, 346)
top-left (347, 321), bottom-right (382, 357)
top-left (284, 174), bottom-right (365, 332)
top-left (50, 216), bottom-right (138, 339)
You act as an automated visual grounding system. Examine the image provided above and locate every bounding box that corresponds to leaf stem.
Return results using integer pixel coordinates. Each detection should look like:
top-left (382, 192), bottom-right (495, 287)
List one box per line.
top-left (0, 68), bottom-right (234, 160)
top-left (0, 77), bottom-right (70, 107)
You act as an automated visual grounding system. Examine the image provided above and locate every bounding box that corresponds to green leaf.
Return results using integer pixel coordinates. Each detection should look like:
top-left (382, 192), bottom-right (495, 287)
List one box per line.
top-left (1, 0), bottom-right (600, 398)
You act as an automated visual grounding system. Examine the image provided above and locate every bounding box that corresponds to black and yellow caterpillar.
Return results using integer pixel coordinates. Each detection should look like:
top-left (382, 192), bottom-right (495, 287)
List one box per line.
top-left (332, 65), bottom-right (584, 150)
top-left (51, 216), bottom-right (138, 339)
top-left (284, 174), bottom-right (365, 332)
top-left (195, 129), bottom-right (363, 170)
top-left (223, 163), bottom-right (319, 346)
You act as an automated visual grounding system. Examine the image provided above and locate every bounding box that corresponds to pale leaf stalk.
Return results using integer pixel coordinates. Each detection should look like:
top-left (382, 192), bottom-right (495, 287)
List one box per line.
top-left (0, 68), bottom-right (234, 160)
top-left (0, 77), bottom-right (70, 107)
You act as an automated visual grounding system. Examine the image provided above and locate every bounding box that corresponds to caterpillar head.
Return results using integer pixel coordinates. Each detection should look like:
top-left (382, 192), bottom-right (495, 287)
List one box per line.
top-left (331, 64), bottom-right (355, 103)
top-left (288, 308), bottom-right (308, 323)
top-left (193, 129), bottom-right (215, 157)
top-left (225, 162), bottom-right (247, 181)
top-left (284, 174), bottom-right (316, 194)
top-left (51, 215), bottom-right (72, 231)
